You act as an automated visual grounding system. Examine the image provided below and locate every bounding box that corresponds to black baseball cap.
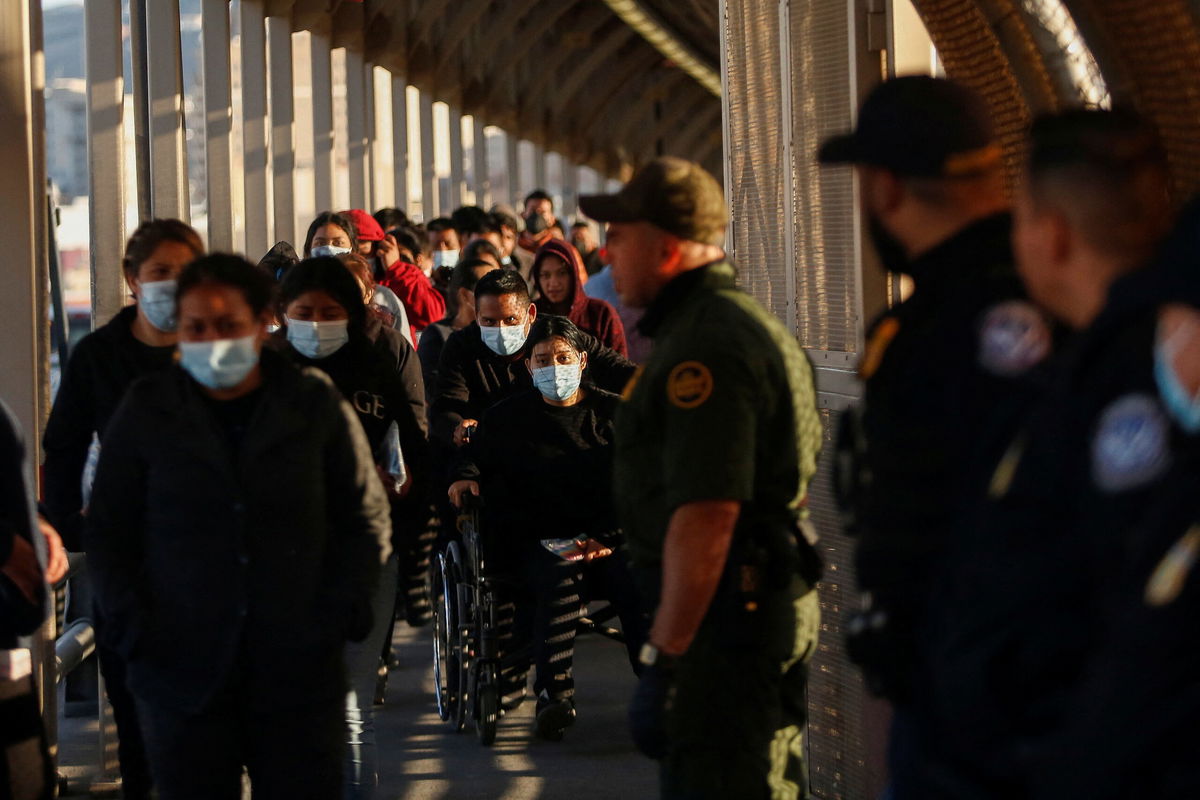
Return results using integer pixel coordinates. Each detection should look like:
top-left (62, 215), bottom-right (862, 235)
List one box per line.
top-left (818, 76), bottom-right (1001, 177)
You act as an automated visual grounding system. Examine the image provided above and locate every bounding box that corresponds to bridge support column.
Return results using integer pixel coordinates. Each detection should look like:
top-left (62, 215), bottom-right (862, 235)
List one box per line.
top-left (145, 0), bottom-right (190, 221)
top-left (344, 47), bottom-right (369, 211)
top-left (418, 89), bottom-right (437, 220)
top-left (390, 75), bottom-right (409, 213)
top-left (472, 116), bottom-right (490, 209)
top-left (240, 0), bottom-right (269, 258)
top-left (86, 0), bottom-right (128, 320)
top-left (505, 131), bottom-right (520, 206)
top-left (448, 104), bottom-right (465, 210)
top-left (267, 14), bottom-right (295, 247)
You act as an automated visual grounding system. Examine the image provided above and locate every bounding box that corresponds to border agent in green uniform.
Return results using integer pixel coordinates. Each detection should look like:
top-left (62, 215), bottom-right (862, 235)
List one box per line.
top-left (580, 157), bottom-right (823, 800)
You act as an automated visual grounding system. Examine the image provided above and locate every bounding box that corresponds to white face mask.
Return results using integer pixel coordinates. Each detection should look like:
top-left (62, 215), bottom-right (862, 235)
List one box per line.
top-left (138, 279), bottom-right (178, 333)
top-left (178, 335), bottom-right (260, 390)
top-left (286, 318), bottom-right (350, 359)
top-left (310, 245), bottom-right (352, 258)
top-left (532, 363), bottom-right (583, 402)
top-left (433, 249), bottom-right (460, 270)
top-left (480, 322), bottom-right (528, 357)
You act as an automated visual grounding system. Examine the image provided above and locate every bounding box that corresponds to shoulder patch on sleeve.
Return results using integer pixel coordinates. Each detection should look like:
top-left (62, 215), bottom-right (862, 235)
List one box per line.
top-left (1092, 393), bottom-right (1171, 493)
top-left (621, 365), bottom-right (645, 402)
top-left (978, 301), bottom-right (1052, 377)
top-left (1145, 525), bottom-right (1200, 607)
top-left (859, 317), bottom-right (900, 381)
top-left (667, 361), bottom-right (714, 409)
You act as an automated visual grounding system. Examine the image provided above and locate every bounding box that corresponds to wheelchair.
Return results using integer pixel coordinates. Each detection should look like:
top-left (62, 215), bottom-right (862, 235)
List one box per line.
top-left (431, 495), bottom-right (627, 746)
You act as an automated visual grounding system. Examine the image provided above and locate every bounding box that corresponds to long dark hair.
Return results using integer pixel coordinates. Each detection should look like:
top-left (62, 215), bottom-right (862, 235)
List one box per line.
top-left (303, 211), bottom-right (359, 256)
top-left (122, 218), bottom-right (204, 280)
top-left (276, 256), bottom-right (368, 333)
top-left (176, 254), bottom-right (276, 317)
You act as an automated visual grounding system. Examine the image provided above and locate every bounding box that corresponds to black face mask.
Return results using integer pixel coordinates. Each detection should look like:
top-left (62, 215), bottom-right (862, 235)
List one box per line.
top-left (867, 215), bottom-right (910, 275)
top-left (525, 213), bottom-right (548, 236)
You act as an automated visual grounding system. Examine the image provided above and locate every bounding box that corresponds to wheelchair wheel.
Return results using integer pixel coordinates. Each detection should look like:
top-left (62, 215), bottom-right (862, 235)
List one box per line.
top-left (475, 662), bottom-right (499, 746)
top-left (431, 552), bottom-right (458, 724)
top-left (446, 543), bottom-right (470, 733)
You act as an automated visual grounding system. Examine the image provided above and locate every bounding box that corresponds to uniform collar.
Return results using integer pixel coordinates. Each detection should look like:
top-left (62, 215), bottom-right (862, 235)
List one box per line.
top-left (905, 212), bottom-right (1012, 287)
top-left (638, 260), bottom-right (736, 337)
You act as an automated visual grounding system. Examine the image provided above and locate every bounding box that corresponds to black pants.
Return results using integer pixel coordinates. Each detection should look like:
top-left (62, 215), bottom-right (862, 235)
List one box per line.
top-left (95, 640), bottom-right (153, 799)
top-left (522, 544), bottom-right (648, 700)
top-left (135, 685), bottom-right (342, 800)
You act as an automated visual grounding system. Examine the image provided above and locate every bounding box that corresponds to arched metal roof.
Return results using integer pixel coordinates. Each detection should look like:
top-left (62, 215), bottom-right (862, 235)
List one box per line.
top-left (277, 0), bottom-right (724, 180)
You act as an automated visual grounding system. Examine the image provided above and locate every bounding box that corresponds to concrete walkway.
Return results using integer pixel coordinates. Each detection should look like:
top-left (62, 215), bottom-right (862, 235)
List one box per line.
top-left (377, 623), bottom-right (657, 799)
top-left (57, 620), bottom-right (657, 799)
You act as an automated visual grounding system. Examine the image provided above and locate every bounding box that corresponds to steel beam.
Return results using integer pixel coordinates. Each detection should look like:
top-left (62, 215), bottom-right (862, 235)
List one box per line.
top-left (310, 28), bottom-right (335, 213)
top-left (506, 130), bottom-right (520, 206)
top-left (391, 74), bottom-right (410, 211)
top-left (419, 88), bottom-right (438, 219)
top-left (86, 0), bottom-right (128, 322)
top-left (472, 115), bottom-right (490, 208)
top-left (0, 0), bottom-right (43, 450)
top-left (145, 0), bottom-right (190, 220)
top-left (561, 160), bottom-right (579, 221)
top-left (448, 103), bottom-right (465, 209)
top-left (201, 0), bottom-right (234, 251)
top-left (240, 0), bottom-right (270, 258)
top-left (345, 47), bottom-right (369, 210)
top-left (532, 141), bottom-right (547, 192)
top-left (267, 14), bottom-right (296, 246)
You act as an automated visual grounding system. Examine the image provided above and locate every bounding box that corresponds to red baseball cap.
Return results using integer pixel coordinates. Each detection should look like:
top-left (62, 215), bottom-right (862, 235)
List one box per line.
top-left (342, 209), bottom-right (385, 242)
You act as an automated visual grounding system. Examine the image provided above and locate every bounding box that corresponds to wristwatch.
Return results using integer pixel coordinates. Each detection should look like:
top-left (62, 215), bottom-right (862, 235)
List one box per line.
top-left (639, 642), bottom-right (680, 671)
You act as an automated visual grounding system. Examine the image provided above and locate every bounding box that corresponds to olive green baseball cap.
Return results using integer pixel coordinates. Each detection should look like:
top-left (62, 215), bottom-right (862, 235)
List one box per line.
top-left (579, 157), bottom-right (728, 245)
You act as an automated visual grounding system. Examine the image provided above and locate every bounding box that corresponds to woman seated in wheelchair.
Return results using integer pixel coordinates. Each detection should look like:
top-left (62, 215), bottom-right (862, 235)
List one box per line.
top-left (448, 315), bottom-right (648, 740)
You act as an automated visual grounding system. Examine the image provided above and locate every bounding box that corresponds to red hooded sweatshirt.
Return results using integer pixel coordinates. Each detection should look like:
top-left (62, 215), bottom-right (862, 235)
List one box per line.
top-left (531, 239), bottom-right (628, 357)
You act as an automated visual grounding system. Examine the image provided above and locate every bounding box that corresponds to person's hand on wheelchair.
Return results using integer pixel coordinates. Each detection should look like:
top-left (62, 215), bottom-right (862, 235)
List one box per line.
top-left (448, 480), bottom-right (480, 509)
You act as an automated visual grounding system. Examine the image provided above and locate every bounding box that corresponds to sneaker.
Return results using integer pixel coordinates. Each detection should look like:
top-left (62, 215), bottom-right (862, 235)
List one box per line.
top-left (534, 691), bottom-right (576, 741)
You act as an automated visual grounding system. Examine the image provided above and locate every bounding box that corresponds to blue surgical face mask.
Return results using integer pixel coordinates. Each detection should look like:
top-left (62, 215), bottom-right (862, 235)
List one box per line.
top-left (138, 279), bottom-right (178, 332)
top-left (532, 362), bottom-right (583, 402)
top-left (1155, 326), bottom-right (1200, 433)
top-left (286, 318), bottom-right (350, 359)
top-left (178, 335), bottom-right (260, 391)
top-left (310, 245), bottom-right (352, 258)
top-left (480, 322), bottom-right (528, 357)
top-left (433, 249), bottom-right (460, 270)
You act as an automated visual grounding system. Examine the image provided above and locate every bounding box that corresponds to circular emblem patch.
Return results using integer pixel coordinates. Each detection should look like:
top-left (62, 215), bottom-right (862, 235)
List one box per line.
top-left (978, 301), bottom-right (1052, 377)
top-left (1092, 393), bottom-right (1171, 493)
top-left (667, 361), bottom-right (713, 409)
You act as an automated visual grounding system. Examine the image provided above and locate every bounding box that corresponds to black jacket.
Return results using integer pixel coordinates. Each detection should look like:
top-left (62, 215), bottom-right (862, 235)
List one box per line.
top-left (268, 329), bottom-right (428, 479)
top-left (430, 321), bottom-right (636, 445)
top-left (84, 350), bottom-right (391, 714)
top-left (454, 389), bottom-right (621, 545)
top-left (417, 320), bottom-right (454, 407)
top-left (926, 266), bottom-right (1188, 795)
top-left (847, 214), bottom-right (1054, 596)
top-left (1, 401), bottom-right (46, 648)
top-left (43, 306), bottom-right (176, 550)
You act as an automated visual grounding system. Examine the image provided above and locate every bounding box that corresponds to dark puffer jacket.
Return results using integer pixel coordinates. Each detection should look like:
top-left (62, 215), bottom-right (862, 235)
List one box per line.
top-left (85, 350), bottom-right (392, 714)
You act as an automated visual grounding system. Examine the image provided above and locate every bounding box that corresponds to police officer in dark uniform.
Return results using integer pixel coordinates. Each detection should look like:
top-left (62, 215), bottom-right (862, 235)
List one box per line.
top-left (1031, 212), bottom-right (1200, 800)
top-left (923, 110), bottom-right (1173, 797)
top-left (816, 77), bottom-right (1054, 794)
top-left (580, 157), bottom-right (823, 799)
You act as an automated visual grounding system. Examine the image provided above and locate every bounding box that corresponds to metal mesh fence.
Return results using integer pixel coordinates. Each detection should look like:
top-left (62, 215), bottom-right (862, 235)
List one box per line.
top-left (722, 1), bottom-right (870, 796)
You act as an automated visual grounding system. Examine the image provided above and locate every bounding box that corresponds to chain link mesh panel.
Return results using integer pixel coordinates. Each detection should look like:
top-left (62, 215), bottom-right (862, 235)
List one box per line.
top-left (723, 2), bottom-right (870, 796)
top-left (789, 0), bottom-right (860, 353)
top-left (722, 0), bottom-right (789, 323)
